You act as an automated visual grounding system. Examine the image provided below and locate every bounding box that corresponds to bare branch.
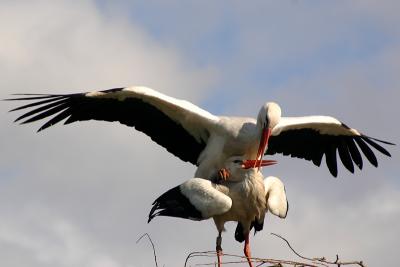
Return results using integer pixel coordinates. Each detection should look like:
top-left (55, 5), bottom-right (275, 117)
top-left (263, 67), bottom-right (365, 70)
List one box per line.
top-left (271, 233), bottom-right (366, 267)
top-left (135, 232), bottom-right (365, 267)
top-left (185, 251), bottom-right (323, 267)
top-left (136, 233), bottom-right (159, 267)
top-left (184, 234), bottom-right (366, 267)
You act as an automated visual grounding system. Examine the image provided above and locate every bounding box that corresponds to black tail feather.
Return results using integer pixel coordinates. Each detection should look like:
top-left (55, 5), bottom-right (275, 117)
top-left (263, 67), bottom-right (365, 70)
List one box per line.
top-left (148, 186), bottom-right (203, 223)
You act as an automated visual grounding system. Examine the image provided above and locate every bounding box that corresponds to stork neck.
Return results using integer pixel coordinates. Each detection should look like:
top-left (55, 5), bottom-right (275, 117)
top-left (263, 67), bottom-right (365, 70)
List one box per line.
top-left (256, 117), bottom-right (264, 130)
top-left (243, 169), bottom-right (262, 182)
top-left (255, 121), bottom-right (266, 140)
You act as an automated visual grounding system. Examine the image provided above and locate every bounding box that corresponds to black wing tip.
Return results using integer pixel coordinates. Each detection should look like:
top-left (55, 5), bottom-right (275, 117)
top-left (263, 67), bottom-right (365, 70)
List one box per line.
top-left (147, 213), bottom-right (156, 223)
top-left (327, 161), bottom-right (338, 177)
top-left (9, 107), bottom-right (21, 112)
top-left (17, 120), bottom-right (46, 133)
top-left (342, 122), bottom-right (395, 146)
top-left (148, 203), bottom-right (159, 223)
top-left (355, 137), bottom-right (379, 167)
top-left (355, 162), bottom-right (363, 169)
top-left (361, 134), bottom-right (395, 146)
top-left (4, 94), bottom-right (61, 101)
top-left (37, 126), bottom-right (46, 133)
top-left (11, 93), bottom-right (54, 96)
top-left (361, 135), bottom-right (393, 157)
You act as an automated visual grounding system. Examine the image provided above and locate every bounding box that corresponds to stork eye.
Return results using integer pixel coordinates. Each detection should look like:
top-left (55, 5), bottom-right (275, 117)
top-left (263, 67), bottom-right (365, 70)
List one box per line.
top-left (233, 160), bottom-right (242, 164)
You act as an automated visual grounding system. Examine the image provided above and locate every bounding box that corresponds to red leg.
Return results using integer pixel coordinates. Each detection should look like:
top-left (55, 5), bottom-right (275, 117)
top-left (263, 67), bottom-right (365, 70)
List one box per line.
top-left (216, 233), bottom-right (223, 267)
top-left (243, 233), bottom-right (254, 267)
top-left (217, 248), bottom-right (222, 267)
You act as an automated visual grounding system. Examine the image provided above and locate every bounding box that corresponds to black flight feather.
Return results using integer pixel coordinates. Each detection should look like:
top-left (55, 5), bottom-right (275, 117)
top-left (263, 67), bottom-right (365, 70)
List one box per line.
top-left (6, 89), bottom-right (206, 165)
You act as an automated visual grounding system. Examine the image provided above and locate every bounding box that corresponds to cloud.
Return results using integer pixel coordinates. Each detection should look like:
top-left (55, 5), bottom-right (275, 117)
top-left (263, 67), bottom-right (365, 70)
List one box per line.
top-left (0, 207), bottom-right (129, 267)
top-left (0, 1), bottom-right (215, 266)
top-left (1, 1), bottom-right (399, 267)
top-left (0, 0), bottom-right (216, 98)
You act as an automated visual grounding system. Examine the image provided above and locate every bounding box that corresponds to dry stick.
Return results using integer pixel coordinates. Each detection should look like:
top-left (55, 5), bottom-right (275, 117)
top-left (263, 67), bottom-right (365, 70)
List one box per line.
top-left (185, 234), bottom-right (365, 267)
top-left (271, 233), bottom-right (366, 267)
top-left (221, 253), bottom-right (321, 267)
top-left (196, 259), bottom-right (319, 267)
top-left (184, 251), bottom-right (215, 267)
top-left (185, 250), bottom-right (321, 267)
top-left (254, 259), bottom-right (322, 267)
top-left (136, 233), bottom-right (159, 267)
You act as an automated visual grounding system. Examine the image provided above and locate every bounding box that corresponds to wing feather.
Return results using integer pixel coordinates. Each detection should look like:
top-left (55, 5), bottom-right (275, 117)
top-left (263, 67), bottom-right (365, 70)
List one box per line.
top-left (7, 86), bottom-right (219, 165)
top-left (267, 116), bottom-right (393, 176)
top-left (39, 108), bottom-right (73, 131)
top-left (9, 96), bottom-right (65, 112)
top-left (361, 136), bottom-right (392, 157)
top-left (14, 98), bottom-right (69, 123)
top-left (346, 137), bottom-right (363, 170)
top-left (325, 142), bottom-right (338, 177)
top-left (338, 140), bottom-right (354, 174)
top-left (21, 102), bottom-right (70, 125)
top-left (355, 137), bottom-right (378, 167)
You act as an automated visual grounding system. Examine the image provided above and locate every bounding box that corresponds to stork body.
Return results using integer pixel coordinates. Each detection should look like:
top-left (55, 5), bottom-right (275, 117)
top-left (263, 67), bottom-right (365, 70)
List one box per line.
top-left (195, 116), bottom-right (261, 177)
top-left (148, 157), bottom-right (288, 267)
top-left (7, 86), bottom-right (393, 177)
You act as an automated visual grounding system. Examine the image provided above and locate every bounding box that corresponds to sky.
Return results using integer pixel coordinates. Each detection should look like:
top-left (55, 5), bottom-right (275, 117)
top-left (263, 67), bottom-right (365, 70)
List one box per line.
top-left (0, 1), bottom-right (399, 266)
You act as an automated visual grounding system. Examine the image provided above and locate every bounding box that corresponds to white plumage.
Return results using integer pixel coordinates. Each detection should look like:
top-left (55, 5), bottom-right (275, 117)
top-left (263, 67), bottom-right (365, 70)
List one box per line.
top-left (148, 156), bottom-right (288, 267)
top-left (179, 178), bottom-right (232, 219)
top-left (264, 176), bottom-right (288, 218)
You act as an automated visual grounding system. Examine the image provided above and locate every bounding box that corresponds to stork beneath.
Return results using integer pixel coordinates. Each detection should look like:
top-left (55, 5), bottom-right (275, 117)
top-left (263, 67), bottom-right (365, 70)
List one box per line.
top-left (6, 86), bottom-right (394, 177)
top-left (148, 157), bottom-right (288, 267)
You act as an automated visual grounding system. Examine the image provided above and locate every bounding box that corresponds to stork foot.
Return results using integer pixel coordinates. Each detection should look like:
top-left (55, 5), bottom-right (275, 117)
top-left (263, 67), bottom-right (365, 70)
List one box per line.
top-left (218, 168), bottom-right (230, 182)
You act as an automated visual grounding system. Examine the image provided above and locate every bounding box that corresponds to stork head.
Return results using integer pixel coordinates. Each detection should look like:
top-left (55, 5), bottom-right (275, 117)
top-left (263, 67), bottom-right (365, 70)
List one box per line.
top-left (257, 102), bottom-right (282, 130)
top-left (254, 102), bottom-right (282, 169)
top-left (264, 176), bottom-right (288, 218)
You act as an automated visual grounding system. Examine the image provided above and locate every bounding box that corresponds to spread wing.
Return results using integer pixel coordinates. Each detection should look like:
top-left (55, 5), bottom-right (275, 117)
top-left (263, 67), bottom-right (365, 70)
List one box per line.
top-left (267, 116), bottom-right (394, 177)
top-left (7, 86), bottom-right (219, 165)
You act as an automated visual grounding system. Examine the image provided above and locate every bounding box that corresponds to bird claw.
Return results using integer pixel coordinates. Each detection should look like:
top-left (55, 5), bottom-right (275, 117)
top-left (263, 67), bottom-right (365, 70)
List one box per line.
top-left (218, 168), bottom-right (230, 182)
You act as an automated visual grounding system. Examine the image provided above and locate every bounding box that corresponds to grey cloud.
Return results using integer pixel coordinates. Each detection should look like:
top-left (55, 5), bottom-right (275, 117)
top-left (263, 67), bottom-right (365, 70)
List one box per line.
top-left (1, 1), bottom-right (399, 267)
top-left (0, 1), bottom-right (214, 267)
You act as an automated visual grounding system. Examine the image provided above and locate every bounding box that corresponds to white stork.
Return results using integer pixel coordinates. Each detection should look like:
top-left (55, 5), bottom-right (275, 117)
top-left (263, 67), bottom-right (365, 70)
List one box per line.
top-left (6, 86), bottom-right (393, 177)
top-left (148, 156), bottom-right (288, 267)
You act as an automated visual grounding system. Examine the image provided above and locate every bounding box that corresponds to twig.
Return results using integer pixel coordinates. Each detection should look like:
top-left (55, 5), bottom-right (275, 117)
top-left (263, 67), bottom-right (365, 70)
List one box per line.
top-left (136, 233), bottom-right (159, 267)
top-left (270, 233), bottom-right (313, 262)
top-left (185, 251), bottom-right (215, 267)
top-left (184, 250), bottom-right (322, 267)
top-left (271, 233), bottom-right (366, 267)
top-left (185, 233), bottom-right (366, 267)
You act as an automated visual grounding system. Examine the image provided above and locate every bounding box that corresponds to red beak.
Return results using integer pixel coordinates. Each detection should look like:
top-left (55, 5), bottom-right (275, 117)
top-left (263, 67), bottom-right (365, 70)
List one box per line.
top-left (254, 127), bottom-right (271, 170)
top-left (242, 159), bottom-right (277, 169)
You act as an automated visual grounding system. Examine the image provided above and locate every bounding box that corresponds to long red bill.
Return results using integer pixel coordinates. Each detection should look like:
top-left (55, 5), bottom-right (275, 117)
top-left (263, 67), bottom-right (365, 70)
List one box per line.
top-left (254, 127), bottom-right (272, 170)
top-left (243, 159), bottom-right (277, 169)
